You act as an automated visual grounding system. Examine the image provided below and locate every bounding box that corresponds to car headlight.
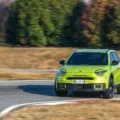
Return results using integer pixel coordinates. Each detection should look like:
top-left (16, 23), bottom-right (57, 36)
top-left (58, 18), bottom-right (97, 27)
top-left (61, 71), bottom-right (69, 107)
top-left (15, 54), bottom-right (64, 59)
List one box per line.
top-left (59, 69), bottom-right (67, 76)
top-left (95, 69), bottom-right (107, 76)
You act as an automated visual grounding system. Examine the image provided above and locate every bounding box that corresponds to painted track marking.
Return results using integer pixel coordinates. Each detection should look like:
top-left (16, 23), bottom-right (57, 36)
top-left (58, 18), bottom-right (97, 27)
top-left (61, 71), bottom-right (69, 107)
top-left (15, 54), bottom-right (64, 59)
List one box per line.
top-left (0, 99), bottom-right (98, 118)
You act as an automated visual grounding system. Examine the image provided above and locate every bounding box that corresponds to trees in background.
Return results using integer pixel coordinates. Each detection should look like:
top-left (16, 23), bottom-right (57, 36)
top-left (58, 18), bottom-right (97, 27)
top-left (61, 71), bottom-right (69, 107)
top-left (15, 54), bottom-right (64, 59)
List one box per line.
top-left (6, 0), bottom-right (85, 46)
top-left (82, 0), bottom-right (110, 47)
top-left (5, 0), bottom-right (120, 47)
top-left (81, 0), bottom-right (120, 47)
top-left (61, 1), bottom-right (86, 47)
top-left (106, 1), bottom-right (120, 47)
top-left (0, 0), bottom-right (11, 45)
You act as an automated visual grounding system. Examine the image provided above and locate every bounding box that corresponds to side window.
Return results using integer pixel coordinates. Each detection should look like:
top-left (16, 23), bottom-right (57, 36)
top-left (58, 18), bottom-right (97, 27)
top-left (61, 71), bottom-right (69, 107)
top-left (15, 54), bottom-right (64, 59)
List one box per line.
top-left (110, 53), bottom-right (114, 64)
top-left (112, 52), bottom-right (120, 62)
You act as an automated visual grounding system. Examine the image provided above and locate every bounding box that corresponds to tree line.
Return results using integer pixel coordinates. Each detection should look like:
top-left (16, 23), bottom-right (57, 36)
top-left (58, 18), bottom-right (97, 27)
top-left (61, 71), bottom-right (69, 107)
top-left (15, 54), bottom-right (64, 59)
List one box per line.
top-left (0, 0), bottom-right (11, 45)
top-left (4, 0), bottom-right (120, 47)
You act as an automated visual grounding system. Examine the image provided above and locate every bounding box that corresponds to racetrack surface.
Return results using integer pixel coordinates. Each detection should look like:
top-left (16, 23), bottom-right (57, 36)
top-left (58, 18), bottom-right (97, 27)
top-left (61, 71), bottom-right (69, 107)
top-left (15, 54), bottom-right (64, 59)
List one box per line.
top-left (0, 80), bottom-right (120, 112)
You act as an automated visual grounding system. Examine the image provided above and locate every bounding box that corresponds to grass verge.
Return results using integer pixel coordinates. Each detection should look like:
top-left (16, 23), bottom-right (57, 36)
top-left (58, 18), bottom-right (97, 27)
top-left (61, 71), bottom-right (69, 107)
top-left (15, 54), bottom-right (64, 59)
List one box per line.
top-left (0, 47), bottom-right (120, 70)
top-left (0, 47), bottom-right (77, 69)
top-left (0, 72), bottom-right (56, 80)
top-left (1, 100), bottom-right (120, 120)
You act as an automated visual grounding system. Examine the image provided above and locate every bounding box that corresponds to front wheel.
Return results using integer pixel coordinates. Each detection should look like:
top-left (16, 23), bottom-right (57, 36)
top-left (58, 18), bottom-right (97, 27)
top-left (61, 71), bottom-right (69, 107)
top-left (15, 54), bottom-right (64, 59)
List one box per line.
top-left (116, 88), bottom-right (120, 94)
top-left (55, 90), bottom-right (68, 96)
top-left (102, 77), bottom-right (115, 99)
top-left (54, 81), bottom-right (68, 96)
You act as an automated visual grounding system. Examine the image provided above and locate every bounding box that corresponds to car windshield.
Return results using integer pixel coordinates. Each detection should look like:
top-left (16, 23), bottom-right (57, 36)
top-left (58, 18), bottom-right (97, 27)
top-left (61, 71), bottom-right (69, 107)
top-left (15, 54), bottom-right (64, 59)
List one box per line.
top-left (66, 52), bottom-right (108, 65)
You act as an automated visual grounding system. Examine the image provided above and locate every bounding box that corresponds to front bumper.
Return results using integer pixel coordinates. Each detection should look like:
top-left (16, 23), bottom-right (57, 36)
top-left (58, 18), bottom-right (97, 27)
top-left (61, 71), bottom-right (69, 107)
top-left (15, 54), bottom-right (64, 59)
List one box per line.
top-left (56, 83), bottom-right (106, 92)
top-left (56, 72), bottom-right (109, 91)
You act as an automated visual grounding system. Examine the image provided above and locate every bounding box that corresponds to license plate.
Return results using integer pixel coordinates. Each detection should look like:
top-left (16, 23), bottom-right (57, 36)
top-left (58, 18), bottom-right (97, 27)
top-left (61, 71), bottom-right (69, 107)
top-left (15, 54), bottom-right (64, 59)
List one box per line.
top-left (74, 80), bottom-right (85, 84)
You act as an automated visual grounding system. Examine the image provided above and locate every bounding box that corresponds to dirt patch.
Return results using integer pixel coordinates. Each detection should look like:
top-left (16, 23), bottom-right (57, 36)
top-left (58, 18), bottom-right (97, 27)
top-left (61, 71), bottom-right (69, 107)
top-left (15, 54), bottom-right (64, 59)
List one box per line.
top-left (1, 100), bottom-right (120, 120)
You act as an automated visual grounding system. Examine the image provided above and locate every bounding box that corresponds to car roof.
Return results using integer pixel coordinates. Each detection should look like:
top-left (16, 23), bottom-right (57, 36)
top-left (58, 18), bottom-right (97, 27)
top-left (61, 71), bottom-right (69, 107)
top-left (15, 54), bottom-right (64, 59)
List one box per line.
top-left (75, 49), bottom-right (115, 53)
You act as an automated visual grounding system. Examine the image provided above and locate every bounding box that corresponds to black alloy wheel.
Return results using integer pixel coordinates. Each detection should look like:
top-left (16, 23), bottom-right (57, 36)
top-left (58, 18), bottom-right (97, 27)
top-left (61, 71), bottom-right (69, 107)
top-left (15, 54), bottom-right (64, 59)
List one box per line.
top-left (103, 77), bottom-right (115, 99)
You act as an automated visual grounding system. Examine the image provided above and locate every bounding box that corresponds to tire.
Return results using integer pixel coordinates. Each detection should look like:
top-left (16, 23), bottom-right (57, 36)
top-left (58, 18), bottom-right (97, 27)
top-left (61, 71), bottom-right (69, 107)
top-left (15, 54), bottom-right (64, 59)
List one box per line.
top-left (55, 90), bottom-right (68, 96)
top-left (54, 81), bottom-right (68, 96)
top-left (117, 88), bottom-right (120, 94)
top-left (73, 91), bottom-right (79, 95)
top-left (102, 77), bottom-right (115, 99)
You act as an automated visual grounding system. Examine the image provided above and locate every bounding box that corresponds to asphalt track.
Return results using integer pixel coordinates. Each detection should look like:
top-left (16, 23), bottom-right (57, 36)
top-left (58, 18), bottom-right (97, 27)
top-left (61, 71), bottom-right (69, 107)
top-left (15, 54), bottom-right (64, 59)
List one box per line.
top-left (0, 80), bottom-right (120, 112)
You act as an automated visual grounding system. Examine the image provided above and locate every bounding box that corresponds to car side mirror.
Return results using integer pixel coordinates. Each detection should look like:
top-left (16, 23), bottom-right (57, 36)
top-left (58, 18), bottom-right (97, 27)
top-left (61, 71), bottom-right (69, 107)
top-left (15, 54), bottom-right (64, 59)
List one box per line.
top-left (59, 60), bottom-right (65, 65)
top-left (112, 60), bottom-right (119, 66)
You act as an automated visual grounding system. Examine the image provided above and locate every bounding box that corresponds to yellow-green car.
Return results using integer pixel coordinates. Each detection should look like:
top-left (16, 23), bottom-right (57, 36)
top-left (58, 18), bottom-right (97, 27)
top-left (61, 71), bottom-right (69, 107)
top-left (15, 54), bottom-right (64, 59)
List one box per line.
top-left (55, 49), bottom-right (120, 98)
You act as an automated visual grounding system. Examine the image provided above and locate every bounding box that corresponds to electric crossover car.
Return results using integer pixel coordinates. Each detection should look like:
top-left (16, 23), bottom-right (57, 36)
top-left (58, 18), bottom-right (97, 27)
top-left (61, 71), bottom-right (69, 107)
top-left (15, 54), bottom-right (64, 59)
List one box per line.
top-left (55, 49), bottom-right (120, 98)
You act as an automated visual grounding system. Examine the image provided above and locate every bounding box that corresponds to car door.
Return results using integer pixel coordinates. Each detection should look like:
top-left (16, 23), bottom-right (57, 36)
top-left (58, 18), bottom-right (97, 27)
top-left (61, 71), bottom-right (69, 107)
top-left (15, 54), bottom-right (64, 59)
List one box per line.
top-left (112, 52), bottom-right (120, 84)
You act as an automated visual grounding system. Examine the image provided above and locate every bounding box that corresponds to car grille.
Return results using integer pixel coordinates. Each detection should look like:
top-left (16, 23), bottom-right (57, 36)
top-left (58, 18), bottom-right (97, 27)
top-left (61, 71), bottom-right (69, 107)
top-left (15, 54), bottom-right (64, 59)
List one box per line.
top-left (66, 84), bottom-right (93, 90)
top-left (67, 77), bottom-right (94, 80)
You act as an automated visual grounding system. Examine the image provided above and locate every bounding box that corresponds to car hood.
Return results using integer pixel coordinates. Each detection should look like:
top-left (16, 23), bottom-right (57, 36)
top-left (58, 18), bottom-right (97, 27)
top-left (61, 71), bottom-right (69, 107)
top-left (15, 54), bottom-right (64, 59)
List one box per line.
top-left (61, 65), bottom-right (109, 73)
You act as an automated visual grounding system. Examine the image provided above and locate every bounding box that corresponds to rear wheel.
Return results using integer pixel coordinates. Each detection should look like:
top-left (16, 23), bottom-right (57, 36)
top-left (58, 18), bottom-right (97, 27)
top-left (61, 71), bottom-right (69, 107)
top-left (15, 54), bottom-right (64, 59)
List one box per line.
top-left (103, 77), bottom-right (114, 99)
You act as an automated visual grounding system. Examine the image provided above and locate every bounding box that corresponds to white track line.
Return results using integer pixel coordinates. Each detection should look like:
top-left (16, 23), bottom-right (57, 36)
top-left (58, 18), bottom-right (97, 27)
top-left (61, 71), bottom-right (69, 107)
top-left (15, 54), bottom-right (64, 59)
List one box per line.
top-left (0, 99), bottom-right (98, 118)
